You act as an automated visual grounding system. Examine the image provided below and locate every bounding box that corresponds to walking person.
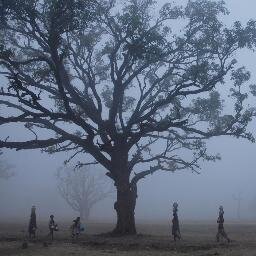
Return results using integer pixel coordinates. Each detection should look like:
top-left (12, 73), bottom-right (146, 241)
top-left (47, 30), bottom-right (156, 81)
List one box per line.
top-left (71, 217), bottom-right (81, 239)
top-left (172, 202), bottom-right (181, 241)
top-left (216, 206), bottom-right (230, 243)
top-left (48, 215), bottom-right (58, 241)
top-left (28, 206), bottom-right (37, 239)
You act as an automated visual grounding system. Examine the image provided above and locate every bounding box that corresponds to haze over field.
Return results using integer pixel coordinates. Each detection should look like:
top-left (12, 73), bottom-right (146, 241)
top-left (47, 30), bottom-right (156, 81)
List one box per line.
top-left (1, 0), bottom-right (256, 225)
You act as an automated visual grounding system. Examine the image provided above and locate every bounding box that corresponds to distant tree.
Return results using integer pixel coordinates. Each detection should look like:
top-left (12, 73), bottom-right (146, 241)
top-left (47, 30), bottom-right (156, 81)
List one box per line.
top-left (0, 150), bottom-right (13, 179)
top-left (232, 190), bottom-right (243, 220)
top-left (249, 196), bottom-right (256, 216)
top-left (1, 0), bottom-right (256, 234)
top-left (56, 166), bottom-right (113, 221)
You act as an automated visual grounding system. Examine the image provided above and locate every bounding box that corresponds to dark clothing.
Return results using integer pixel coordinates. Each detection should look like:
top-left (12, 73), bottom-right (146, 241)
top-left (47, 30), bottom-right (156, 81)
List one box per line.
top-left (28, 212), bottom-right (37, 238)
top-left (71, 219), bottom-right (81, 238)
top-left (172, 212), bottom-right (181, 241)
top-left (216, 213), bottom-right (230, 242)
top-left (217, 215), bottom-right (224, 229)
top-left (49, 218), bottom-right (55, 240)
top-left (49, 219), bottom-right (55, 230)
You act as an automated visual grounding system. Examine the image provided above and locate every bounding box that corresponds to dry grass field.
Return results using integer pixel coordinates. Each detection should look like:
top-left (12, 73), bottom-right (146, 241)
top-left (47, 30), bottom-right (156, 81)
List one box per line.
top-left (0, 221), bottom-right (256, 256)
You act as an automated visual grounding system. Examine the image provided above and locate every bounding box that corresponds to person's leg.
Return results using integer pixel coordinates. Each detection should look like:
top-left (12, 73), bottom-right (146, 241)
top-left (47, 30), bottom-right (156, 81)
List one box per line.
top-left (173, 229), bottom-right (176, 241)
top-left (216, 230), bottom-right (220, 242)
top-left (221, 229), bottom-right (230, 242)
top-left (177, 229), bottom-right (181, 240)
top-left (174, 230), bottom-right (179, 241)
top-left (172, 228), bottom-right (175, 241)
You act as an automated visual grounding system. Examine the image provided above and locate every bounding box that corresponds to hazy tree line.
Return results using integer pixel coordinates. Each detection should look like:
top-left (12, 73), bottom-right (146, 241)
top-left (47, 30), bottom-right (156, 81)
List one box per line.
top-left (1, 0), bottom-right (256, 235)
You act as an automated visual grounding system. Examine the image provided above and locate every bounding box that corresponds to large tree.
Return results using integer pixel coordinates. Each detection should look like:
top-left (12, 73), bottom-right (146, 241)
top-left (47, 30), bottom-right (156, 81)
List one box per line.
top-left (57, 166), bottom-right (113, 221)
top-left (0, 0), bottom-right (256, 234)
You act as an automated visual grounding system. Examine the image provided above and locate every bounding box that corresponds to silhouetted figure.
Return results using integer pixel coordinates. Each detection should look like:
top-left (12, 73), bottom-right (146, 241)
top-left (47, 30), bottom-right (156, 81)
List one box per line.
top-left (172, 202), bottom-right (181, 241)
top-left (48, 215), bottom-right (58, 241)
top-left (71, 217), bottom-right (81, 239)
top-left (28, 206), bottom-right (37, 239)
top-left (216, 206), bottom-right (230, 243)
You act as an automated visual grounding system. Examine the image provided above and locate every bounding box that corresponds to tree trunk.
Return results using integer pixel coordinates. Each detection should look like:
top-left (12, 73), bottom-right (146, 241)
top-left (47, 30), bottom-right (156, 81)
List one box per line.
top-left (80, 206), bottom-right (90, 222)
top-left (112, 182), bottom-right (137, 235)
top-left (111, 149), bottom-right (137, 235)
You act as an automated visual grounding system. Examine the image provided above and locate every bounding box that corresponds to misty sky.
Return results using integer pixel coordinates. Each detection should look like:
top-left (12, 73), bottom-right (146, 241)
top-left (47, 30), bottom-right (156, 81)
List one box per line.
top-left (1, 0), bottom-right (256, 225)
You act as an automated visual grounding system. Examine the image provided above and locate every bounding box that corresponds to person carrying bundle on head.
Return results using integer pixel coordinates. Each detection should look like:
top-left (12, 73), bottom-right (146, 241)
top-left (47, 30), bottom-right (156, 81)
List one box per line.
top-left (216, 206), bottom-right (230, 243)
top-left (172, 202), bottom-right (181, 241)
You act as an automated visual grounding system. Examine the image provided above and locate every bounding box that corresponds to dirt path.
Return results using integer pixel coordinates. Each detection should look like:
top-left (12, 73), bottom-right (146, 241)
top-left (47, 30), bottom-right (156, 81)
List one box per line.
top-left (1, 235), bottom-right (256, 256)
top-left (1, 222), bottom-right (256, 256)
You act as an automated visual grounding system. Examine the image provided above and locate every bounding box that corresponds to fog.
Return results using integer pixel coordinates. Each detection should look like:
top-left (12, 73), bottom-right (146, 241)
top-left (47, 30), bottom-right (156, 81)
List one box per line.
top-left (1, 0), bottom-right (256, 225)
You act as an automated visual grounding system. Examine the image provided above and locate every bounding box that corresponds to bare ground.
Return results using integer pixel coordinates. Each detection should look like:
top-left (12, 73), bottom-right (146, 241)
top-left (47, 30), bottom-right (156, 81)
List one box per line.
top-left (0, 222), bottom-right (256, 256)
